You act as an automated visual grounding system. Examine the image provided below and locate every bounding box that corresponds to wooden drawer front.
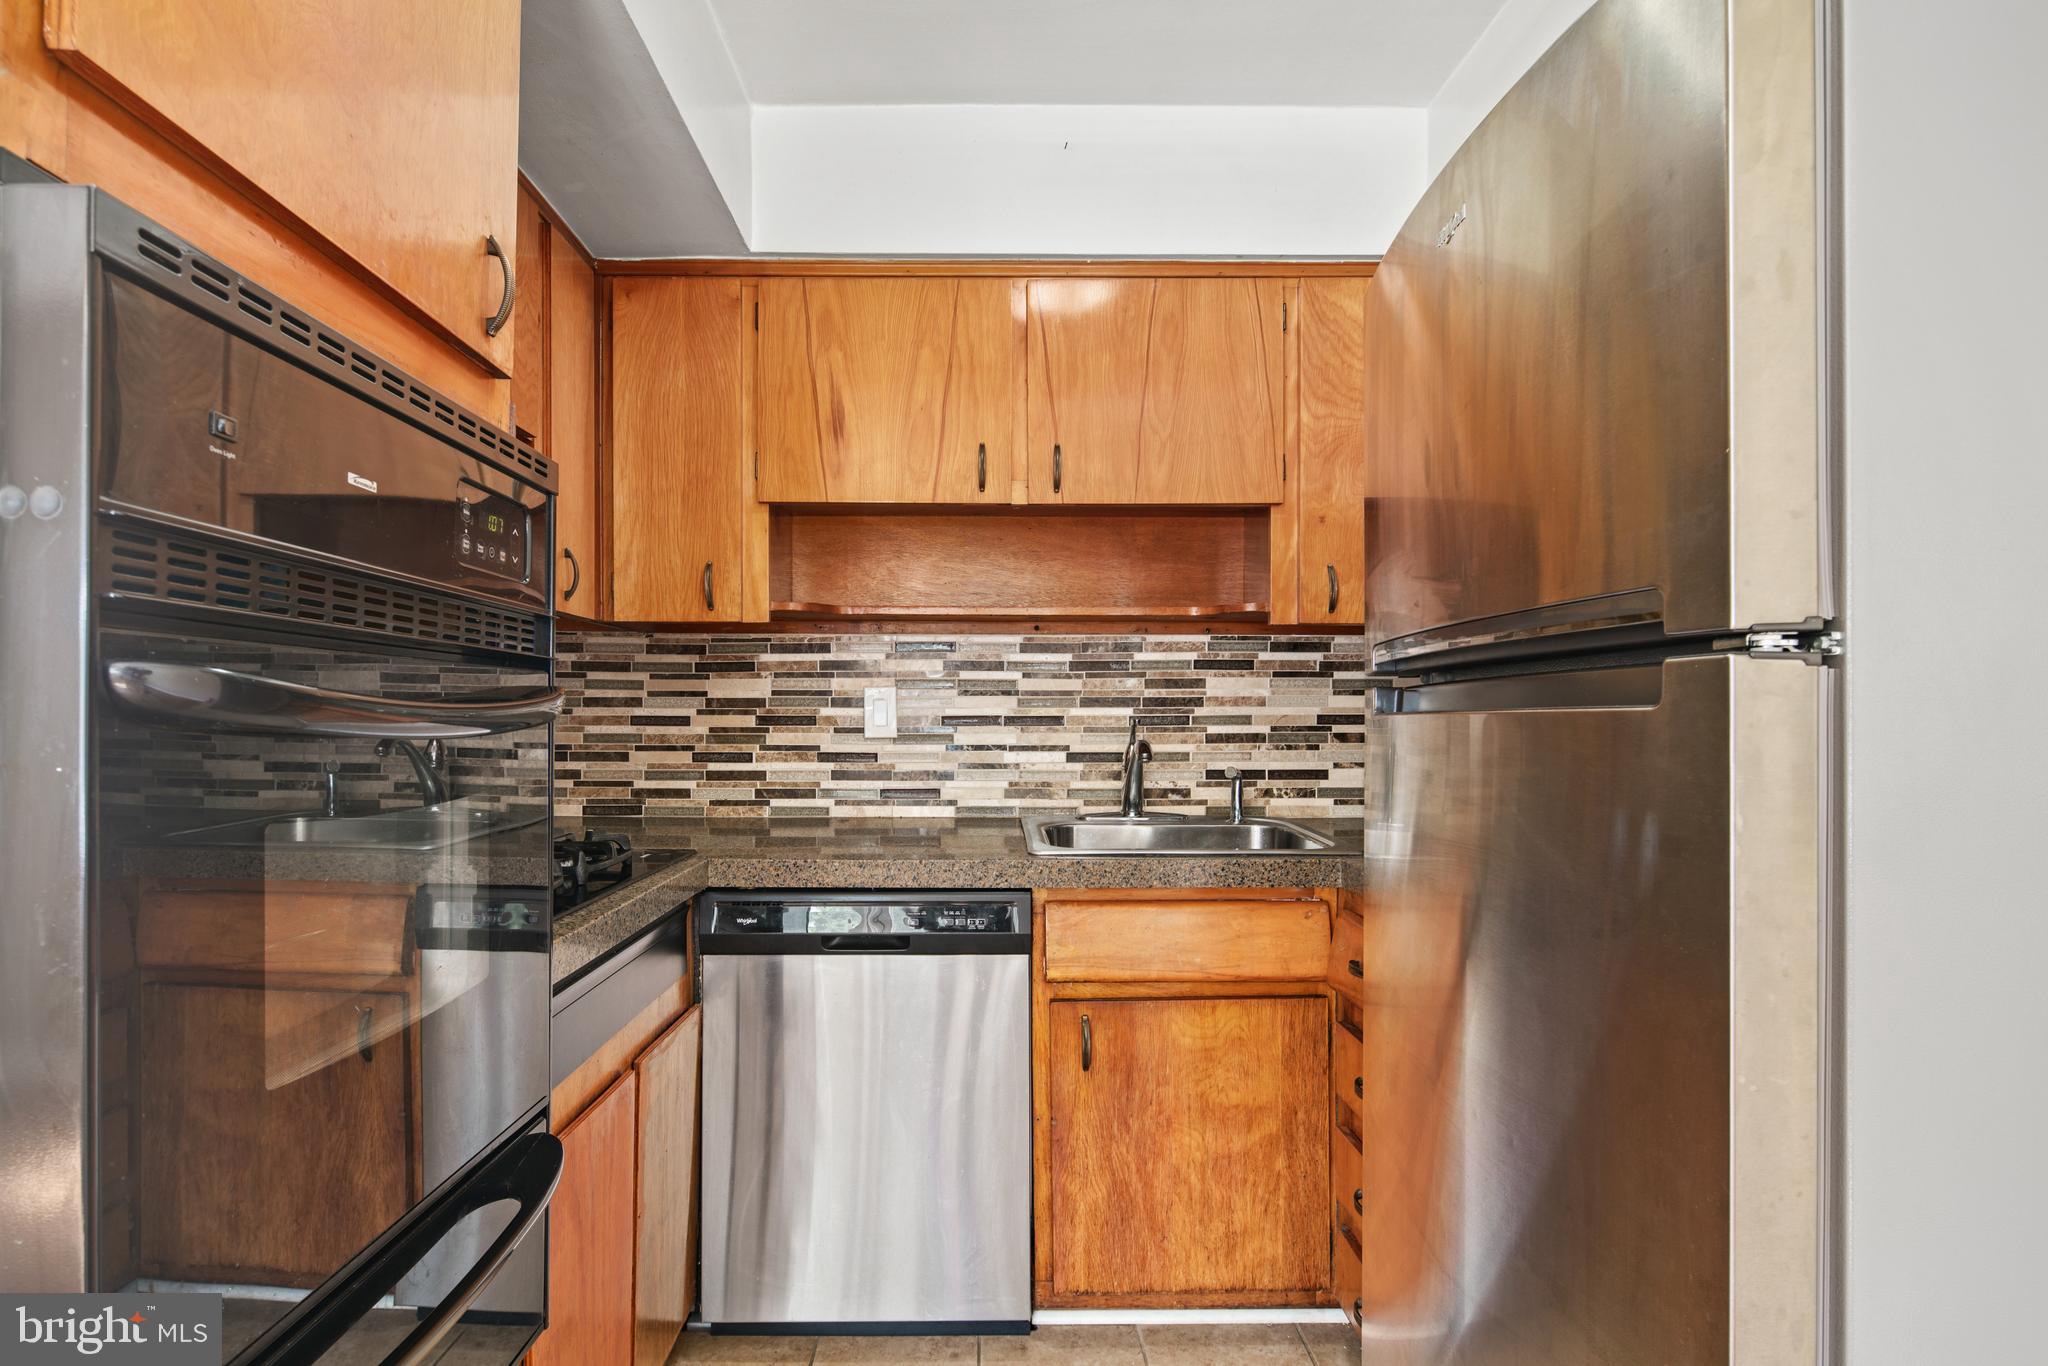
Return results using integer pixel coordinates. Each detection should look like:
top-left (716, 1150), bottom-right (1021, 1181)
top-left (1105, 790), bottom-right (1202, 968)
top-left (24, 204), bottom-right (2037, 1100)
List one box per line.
top-left (1332, 1118), bottom-right (1363, 1244)
top-left (1336, 1223), bottom-right (1364, 1328)
top-left (137, 881), bottom-right (411, 978)
top-left (1328, 908), bottom-right (1365, 1003)
top-left (1333, 1014), bottom-right (1365, 1135)
top-left (1044, 897), bottom-right (1328, 982)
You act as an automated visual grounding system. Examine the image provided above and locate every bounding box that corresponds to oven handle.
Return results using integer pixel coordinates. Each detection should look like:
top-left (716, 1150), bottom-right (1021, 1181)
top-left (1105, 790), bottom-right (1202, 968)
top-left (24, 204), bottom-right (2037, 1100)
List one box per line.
top-left (260, 1129), bottom-right (562, 1366)
top-left (104, 661), bottom-right (562, 739)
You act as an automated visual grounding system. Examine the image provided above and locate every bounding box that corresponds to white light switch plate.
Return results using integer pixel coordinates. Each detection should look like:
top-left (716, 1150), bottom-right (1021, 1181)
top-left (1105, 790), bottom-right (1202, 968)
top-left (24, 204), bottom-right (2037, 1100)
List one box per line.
top-left (863, 685), bottom-right (897, 739)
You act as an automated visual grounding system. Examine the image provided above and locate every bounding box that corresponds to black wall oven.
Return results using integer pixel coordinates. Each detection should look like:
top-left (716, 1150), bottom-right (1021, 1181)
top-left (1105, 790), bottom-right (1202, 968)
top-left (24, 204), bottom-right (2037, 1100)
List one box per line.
top-left (0, 185), bottom-right (561, 1364)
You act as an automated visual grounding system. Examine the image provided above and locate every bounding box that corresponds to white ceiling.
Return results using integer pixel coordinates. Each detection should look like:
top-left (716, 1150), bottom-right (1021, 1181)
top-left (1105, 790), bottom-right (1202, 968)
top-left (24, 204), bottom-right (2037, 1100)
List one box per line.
top-left (706, 0), bottom-right (1513, 108)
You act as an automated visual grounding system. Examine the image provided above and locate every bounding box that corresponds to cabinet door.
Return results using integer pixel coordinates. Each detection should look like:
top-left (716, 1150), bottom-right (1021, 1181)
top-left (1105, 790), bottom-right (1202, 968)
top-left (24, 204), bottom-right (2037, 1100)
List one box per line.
top-left (531, 1070), bottom-right (638, 1366)
top-left (45, 0), bottom-right (522, 372)
top-left (632, 1006), bottom-right (701, 1366)
top-left (510, 186), bottom-right (550, 443)
top-left (1297, 278), bottom-right (1369, 625)
top-left (757, 278), bottom-right (1018, 503)
top-left (609, 276), bottom-right (750, 622)
top-left (137, 982), bottom-right (412, 1286)
top-left (1046, 996), bottom-right (1327, 1297)
top-left (550, 242), bottom-right (599, 614)
top-left (1026, 279), bottom-right (1286, 505)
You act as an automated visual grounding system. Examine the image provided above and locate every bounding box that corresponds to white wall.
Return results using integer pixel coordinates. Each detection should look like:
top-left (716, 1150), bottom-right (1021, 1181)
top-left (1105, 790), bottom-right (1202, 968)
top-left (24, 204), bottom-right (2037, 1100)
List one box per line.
top-left (1842, 2), bottom-right (2048, 1361)
top-left (1425, 0), bottom-right (1597, 177)
top-left (750, 104), bottom-right (1425, 257)
top-left (619, 0), bottom-right (755, 242)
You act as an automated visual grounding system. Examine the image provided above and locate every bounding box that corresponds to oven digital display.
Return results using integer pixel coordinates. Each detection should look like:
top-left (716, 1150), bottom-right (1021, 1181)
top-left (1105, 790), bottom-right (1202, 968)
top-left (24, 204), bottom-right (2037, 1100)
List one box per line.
top-left (457, 480), bottom-right (529, 583)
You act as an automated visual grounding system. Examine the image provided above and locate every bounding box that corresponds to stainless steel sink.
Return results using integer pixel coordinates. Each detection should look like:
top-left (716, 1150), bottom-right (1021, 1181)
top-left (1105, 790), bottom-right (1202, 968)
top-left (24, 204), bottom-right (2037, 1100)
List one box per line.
top-left (163, 803), bottom-right (546, 852)
top-left (1020, 813), bottom-right (1335, 856)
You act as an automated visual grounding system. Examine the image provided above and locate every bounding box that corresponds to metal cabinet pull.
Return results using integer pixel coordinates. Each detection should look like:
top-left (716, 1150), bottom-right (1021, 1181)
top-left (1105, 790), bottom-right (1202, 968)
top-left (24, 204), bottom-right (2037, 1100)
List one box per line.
top-left (561, 547), bottom-right (581, 602)
top-left (1353, 1187), bottom-right (1364, 1215)
top-left (1348, 958), bottom-right (1364, 979)
top-left (356, 1005), bottom-right (374, 1064)
top-left (1080, 1013), bottom-right (1092, 1072)
top-left (977, 442), bottom-right (987, 493)
top-left (1052, 443), bottom-right (1063, 493)
top-left (1327, 564), bottom-right (1340, 615)
top-left (483, 234), bottom-right (515, 338)
top-left (1353, 1075), bottom-right (1364, 1100)
top-left (702, 562), bottom-right (716, 612)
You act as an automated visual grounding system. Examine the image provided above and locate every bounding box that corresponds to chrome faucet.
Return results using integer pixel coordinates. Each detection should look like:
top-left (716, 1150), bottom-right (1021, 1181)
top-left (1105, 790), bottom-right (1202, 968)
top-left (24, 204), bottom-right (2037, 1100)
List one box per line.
top-left (1226, 767), bottom-right (1249, 823)
top-left (1118, 715), bottom-right (1152, 818)
top-left (376, 737), bottom-right (450, 807)
top-left (320, 761), bottom-right (342, 817)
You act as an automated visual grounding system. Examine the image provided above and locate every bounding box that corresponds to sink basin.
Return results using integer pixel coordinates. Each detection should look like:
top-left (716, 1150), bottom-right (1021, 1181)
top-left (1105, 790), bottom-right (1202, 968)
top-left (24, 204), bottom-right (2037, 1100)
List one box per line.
top-left (1021, 814), bottom-right (1335, 856)
top-left (164, 804), bottom-right (546, 853)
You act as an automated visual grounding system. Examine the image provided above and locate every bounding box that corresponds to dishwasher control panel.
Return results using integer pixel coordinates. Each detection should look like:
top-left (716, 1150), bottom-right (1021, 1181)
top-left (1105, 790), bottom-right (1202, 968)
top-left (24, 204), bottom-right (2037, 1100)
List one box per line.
top-left (709, 899), bottom-right (1020, 935)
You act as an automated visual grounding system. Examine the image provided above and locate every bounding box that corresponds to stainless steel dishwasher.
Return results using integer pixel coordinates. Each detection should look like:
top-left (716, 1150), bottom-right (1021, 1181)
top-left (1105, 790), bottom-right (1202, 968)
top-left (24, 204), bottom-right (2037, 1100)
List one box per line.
top-left (697, 889), bottom-right (1033, 1335)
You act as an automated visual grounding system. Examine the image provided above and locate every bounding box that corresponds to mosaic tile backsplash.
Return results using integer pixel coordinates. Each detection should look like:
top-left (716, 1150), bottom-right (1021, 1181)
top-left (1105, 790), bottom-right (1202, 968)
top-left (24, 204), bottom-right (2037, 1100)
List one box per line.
top-left (555, 632), bottom-right (1368, 822)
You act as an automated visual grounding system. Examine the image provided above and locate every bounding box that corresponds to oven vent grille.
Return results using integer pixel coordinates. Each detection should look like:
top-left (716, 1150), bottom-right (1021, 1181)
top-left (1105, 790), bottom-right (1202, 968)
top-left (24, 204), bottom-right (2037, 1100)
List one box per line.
top-left (99, 524), bottom-right (545, 658)
top-left (117, 221), bottom-right (553, 490)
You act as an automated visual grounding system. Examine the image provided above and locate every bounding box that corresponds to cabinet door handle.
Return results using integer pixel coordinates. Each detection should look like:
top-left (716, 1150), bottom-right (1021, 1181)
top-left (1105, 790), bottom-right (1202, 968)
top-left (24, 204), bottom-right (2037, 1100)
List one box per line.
top-left (1327, 563), bottom-right (1340, 615)
top-left (977, 442), bottom-right (988, 493)
top-left (483, 234), bottom-right (515, 338)
top-left (1052, 443), bottom-right (1063, 494)
top-left (1348, 958), bottom-right (1364, 979)
top-left (561, 547), bottom-right (581, 602)
top-left (1354, 1075), bottom-right (1364, 1100)
top-left (1353, 1187), bottom-right (1364, 1215)
top-left (1080, 1012), bottom-right (1092, 1072)
top-left (702, 562), bottom-right (716, 612)
top-left (356, 1004), bottom-right (374, 1064)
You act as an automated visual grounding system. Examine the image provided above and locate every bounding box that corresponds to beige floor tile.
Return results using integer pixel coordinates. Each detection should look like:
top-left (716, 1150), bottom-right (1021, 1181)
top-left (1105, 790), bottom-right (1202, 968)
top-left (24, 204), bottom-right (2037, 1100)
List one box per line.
top-left (979, 1323), bottom-right (1146, 1363)
top-left (1136, 1323), bottom-right (1314, 1365)
top-left (668, 1330), bottom-right (821, 1363)
top-left (1297, 1321), bottom-right (1363, 1366)
top-left (809, 1334), bottom-right (980, 1364)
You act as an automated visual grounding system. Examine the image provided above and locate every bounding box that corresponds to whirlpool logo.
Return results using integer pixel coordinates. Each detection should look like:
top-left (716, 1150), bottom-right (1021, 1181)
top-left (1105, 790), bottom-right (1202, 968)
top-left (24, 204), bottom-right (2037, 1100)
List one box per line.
top-left (3, 1295), bottom-right (219, 1363)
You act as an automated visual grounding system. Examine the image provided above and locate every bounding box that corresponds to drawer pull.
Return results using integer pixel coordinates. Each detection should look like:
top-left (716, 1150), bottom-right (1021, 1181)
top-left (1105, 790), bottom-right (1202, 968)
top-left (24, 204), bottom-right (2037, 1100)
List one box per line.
top-left (1347, 958), bottom-right (1363, 979)
top-left (356, 1004), bottom-right (374, 1064)
top-left (1080, 1012), bottom-right (1092, 1072)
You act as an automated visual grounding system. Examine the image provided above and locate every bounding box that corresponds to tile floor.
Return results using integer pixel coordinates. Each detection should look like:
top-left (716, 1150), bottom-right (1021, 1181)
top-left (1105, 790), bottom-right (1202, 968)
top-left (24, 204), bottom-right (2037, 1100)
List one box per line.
top-left (668, 1322), bottom-right (1362, 1365)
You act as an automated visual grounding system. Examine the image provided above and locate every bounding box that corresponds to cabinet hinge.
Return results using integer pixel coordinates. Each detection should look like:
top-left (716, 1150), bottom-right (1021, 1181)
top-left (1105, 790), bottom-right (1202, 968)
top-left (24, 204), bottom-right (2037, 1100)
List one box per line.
top-left (1743, 627), bottom-right (1845, 664)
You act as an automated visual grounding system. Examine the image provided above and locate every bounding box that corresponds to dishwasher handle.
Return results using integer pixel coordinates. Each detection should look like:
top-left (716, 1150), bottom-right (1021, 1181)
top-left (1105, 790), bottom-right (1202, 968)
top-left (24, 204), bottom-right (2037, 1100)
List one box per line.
top-left (818, 934), bottom-right (910, 953)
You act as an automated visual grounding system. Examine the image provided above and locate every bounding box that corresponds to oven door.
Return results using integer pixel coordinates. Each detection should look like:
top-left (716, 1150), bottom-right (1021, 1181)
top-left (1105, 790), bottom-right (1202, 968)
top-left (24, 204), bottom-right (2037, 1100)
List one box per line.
top-left (90, 620), bottom-right (557, 1361)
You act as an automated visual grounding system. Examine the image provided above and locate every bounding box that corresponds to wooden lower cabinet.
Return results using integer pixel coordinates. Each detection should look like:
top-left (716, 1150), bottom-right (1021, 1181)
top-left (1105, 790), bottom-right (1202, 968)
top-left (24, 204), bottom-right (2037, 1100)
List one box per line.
top-left (137, 981), bottom-right (414, 1285)
top-left (532, 1070), bottom-right (639, 1366)
top-left (632, 1006), bottom-right (702, 1366)
top-left (1045, 995), bottom-right (1328, 1299)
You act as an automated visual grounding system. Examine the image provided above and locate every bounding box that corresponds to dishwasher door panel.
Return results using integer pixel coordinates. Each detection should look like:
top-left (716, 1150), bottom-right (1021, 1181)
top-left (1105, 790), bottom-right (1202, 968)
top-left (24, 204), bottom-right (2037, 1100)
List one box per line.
top-left (699, 953), bottom-right (1032, 1328)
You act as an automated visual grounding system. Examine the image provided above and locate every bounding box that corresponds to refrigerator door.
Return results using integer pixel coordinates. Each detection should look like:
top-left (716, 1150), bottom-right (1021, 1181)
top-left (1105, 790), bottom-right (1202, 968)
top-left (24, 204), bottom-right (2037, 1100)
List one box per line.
top-left (1364, 0), bottom-right (1830, 658)
top-left (1359, 653), bottom-right (1824, 1364)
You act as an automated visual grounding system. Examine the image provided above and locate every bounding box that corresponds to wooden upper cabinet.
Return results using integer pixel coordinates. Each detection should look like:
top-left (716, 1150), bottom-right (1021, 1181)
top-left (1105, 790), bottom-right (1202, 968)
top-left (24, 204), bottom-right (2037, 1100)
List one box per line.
top-left (550, 240), bottom-right (599, 614)
top-left (609, 276), bottom-right (752, 622)
top-left (757, 278), bottom-right (1020, 504)
top-left (1297, 278), bottom-right (1369, 625)
top-left (510, 187), bottom-right (550, 444)
top-left (1025, 279), bottom-right (1287, 505)
top-left (1045, 995), bottom-right (1327, 1297)
top-left (43, 0), bottom-right (522, 374)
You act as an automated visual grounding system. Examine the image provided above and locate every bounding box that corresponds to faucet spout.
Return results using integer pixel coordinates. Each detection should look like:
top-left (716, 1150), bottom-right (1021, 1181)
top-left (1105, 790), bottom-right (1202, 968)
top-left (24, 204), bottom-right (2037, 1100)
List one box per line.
top-left (1118, 715), bottom-right (1151, 818)
top-left (376, 738), bottom-right (450, 807)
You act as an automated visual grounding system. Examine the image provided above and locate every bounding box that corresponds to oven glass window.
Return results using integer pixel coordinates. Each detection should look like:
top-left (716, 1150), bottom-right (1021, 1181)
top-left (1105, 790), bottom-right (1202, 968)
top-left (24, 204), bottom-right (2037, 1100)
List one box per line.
top-left (90, 626), bottom-right (551, 1343)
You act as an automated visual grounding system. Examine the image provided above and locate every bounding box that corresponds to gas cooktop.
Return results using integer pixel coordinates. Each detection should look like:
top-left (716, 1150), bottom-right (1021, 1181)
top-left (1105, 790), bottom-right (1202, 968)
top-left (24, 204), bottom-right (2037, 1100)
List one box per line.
top-left (552, 831), bottom-right (691, 916)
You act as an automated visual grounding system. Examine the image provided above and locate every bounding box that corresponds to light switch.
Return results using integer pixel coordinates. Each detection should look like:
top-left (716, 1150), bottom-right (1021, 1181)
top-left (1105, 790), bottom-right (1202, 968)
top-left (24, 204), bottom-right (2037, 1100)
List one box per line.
top-left (863, 685), bottom-right (897, 739)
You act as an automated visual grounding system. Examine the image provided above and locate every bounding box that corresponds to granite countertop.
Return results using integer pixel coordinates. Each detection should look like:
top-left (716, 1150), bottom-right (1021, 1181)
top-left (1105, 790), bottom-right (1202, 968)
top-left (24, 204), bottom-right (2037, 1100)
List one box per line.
top-left (551, 816), bottom-right (1361, 985)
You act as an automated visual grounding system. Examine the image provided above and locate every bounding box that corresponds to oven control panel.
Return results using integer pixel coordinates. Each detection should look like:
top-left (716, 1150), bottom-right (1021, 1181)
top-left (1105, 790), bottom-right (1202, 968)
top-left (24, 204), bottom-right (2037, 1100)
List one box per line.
top-left (457, 480), bottom-right (530, 582)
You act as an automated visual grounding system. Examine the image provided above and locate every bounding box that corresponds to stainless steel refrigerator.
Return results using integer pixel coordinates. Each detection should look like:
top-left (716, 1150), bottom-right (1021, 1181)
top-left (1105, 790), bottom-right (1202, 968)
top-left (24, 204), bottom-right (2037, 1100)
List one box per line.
top-left (1356, 0), bottom-right (1839, 1362)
